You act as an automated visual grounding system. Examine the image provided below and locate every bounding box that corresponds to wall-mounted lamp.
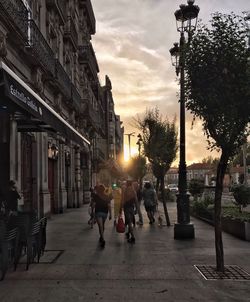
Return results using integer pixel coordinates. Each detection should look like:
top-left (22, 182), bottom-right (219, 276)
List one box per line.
top-left (48, 142), bottom-right (59, 160)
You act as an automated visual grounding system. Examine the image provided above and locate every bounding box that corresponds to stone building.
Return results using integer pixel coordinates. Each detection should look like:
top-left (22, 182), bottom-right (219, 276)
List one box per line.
top-left (0, 0), bottom-right (123, 217)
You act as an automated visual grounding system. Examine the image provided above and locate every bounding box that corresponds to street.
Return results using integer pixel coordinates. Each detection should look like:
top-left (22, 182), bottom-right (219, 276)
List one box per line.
top-left (0, 202), bottom-right (249, 302)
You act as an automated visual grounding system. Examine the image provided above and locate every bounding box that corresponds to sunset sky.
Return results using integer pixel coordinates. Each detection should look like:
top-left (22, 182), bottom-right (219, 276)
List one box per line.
top-left (91, 0), bottom-right (249, 163)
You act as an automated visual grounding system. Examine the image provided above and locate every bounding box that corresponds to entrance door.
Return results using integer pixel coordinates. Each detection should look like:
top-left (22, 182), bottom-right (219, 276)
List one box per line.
top-left (21, 133), bottom-right (33, 211)
top-left (48, 159), bottom-right (55, 213)
top-left (0, 111), bottom-right (10, 194)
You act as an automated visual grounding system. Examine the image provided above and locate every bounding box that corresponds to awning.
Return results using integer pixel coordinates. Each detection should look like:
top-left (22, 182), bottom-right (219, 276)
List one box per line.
top-left (0, 62), bottom-right (90, 148)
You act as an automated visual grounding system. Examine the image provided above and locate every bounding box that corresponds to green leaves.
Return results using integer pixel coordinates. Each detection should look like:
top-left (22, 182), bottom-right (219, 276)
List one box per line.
top-left (135, 108), bottom-right (178, 178)
top-left (185, 12), bottom-right (250, 156)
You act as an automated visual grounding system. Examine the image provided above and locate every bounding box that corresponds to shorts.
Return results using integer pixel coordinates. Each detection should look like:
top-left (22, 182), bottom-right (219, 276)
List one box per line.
top-left (124, 206), bottom-right (135, 225)
top-left (95, 211), bottom-right (108, 220)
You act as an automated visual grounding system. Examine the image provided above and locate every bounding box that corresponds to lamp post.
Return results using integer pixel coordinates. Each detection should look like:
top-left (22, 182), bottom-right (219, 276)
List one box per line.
top-left (136, 134), bottom-right (143, 156)
top-left (170, 0), bottom-right (199, 239)
top-left (125, 132), bottom-right (135, 159)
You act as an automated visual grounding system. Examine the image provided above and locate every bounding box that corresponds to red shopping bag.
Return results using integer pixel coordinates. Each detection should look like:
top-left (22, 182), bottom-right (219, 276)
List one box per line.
top-left (116, 216), bottom-right (125, 233)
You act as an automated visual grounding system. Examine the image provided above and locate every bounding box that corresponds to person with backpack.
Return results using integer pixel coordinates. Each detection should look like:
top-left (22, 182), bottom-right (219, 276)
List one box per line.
top-left (142, 182), bottom-right (157, 224)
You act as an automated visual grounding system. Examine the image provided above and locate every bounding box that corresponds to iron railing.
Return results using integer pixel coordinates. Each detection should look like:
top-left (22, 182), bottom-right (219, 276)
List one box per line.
top-left (46, 0), bottom-right (67, 24)
top-left (64, 16), bottom-right (78, 50)
top-left (93, 147), bottom-right (105, 162)
top-left (71, 84), bottom-right (81, 111)
top-left (28, 20), bottom-right (55, 76)
top-left (82, 102), bottom-right (99, 128)
top-left (55, 59), bottom-right (71, 100)
top-left (0, 0), bottom-right (29, 40)
top-left (78, 43), bottom-right (99, 77)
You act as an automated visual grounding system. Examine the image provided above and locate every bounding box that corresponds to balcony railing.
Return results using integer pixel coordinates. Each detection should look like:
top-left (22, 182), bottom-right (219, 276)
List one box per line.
top-left (71, 84), bottom-right (81, 111)
top-left (28, 20), bottom-right (55, 76)
top-left (46, 0), bottom-right (67, 25)
top-left (93, 147), bottom-right (105, 162)
top-left (0, 0), bottom-right (29, 41)
top-left (55, 60), bottom-right (71, 100)
top-left (78, 43), bottom-right (99, 79)
top-left (79, 0), bottom-right (96, 34)
top-left (82, 102), bottom-right (99, 129)
top-left (64, 16), bottom-right (78, 51)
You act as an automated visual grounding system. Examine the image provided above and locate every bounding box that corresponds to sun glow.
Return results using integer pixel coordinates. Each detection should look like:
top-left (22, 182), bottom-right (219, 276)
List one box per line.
top-left (124, 144), bottom-right (138, 162)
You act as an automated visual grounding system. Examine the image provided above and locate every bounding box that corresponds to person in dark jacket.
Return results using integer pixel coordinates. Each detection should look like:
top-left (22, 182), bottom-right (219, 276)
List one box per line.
top-left (120, 180), bottom-right (138, 243)
top-left (142, 182), bottom-right (157, 224)
top-left (5, 180), bottom-right (21, 215)
top-left (93, 184), bottom-right (112, 247)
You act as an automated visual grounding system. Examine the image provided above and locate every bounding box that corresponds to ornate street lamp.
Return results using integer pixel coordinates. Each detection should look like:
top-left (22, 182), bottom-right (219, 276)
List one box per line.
top-left (125, 132), bottom-right (135, 159)
top-left (170, 0), bottom-right (199, 239)
top-left (136, 134), bottom-right (143, 156)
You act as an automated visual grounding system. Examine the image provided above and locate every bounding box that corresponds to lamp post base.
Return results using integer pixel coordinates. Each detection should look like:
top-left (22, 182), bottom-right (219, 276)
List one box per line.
top-left (174, 223), bottom-right (195, 239)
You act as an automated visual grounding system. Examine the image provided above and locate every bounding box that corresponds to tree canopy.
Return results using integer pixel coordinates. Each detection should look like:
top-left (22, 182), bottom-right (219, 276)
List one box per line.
top-left (185, 13), bottom-right (250, 156)
top-left (135, 108), bottom-right (178, 176)
top-left (126, 155), bottom-right (147, 181)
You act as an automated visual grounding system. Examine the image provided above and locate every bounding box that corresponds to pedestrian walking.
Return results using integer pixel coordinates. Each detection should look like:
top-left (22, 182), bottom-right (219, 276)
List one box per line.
top-left (142, 182), bottom-right (157, 224)
top-left (112, 182), bottom-right (122, 226)
top-left (133, 181), bottom-right (143, 225)
top-left (93, 184), bottom-right (112, 247)
top-left (120, 180), bottom-right (137, 243)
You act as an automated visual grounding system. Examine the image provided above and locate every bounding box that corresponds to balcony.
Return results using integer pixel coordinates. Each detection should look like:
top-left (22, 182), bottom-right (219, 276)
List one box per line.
top-left (0, 0), bottom-right (29, 41)
top-left (93, 147), bottom-right (105, 162)
top-left (64, 16), bottom-right (78, 51)
top-left (82, 102), bottom-right (99, 130)
top-left (46, 0), bottom-right (67, 25)
top-left (55, 60), bottom-right (71, 100)
top-left (79, 0), bottom-right (96, 34)
top-left (78, 43), bottom-right (99, 80)
top-left (27, 20), bottom-right (55, 76)
top-left (71, 84), bottom-right (81, 111)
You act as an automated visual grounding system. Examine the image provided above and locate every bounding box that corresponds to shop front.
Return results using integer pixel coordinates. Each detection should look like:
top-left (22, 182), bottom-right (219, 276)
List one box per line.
top-left (0, 62), bottom-right (90, 217)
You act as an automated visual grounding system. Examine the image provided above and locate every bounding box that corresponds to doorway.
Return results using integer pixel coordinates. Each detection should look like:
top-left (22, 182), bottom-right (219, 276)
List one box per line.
top-left (21, 133), bottom-right (33, 211)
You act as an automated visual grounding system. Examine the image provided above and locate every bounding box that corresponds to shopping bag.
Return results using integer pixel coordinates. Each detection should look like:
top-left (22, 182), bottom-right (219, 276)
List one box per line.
top-left (116, 216), bottom-right (125, 233)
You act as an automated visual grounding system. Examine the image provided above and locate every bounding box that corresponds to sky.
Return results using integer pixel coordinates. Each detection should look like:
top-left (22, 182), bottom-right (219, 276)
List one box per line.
top-left (90, 0), bottom-right (250, 164)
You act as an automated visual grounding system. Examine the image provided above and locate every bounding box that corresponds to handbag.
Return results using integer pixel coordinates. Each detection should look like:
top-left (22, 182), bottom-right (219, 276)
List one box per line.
top-left (116, 216), bottom-right (125, 233)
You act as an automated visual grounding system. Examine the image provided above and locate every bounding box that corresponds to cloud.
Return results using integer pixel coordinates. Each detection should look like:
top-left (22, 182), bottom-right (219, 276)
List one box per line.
top-left (91, 0), bottom-right (249, 164)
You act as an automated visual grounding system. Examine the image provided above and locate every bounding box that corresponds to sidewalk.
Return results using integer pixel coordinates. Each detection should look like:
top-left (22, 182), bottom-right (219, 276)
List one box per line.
top-left (0, 202), bottom-right (249, 302)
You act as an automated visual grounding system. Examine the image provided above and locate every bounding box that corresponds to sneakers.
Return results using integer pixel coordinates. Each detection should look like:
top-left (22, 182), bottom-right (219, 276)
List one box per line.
top-left (99, 237), bottom-right (105, 248)
top-left (128, 236), bottom-right (135, 244)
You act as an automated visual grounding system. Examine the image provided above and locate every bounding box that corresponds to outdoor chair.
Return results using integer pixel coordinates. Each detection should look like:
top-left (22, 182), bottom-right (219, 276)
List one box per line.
top-left (7, 213), bottom-right (36, 270)
top-left (39, 217), bottom-right (47, 256)
top-left (0, 224), bottom-right (19, 281)
top-left (25, 221), bottom-right (41, 270)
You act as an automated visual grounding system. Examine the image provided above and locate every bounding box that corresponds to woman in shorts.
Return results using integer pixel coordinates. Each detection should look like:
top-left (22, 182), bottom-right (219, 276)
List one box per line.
top-left (93, 184), bottom-right (112, 247)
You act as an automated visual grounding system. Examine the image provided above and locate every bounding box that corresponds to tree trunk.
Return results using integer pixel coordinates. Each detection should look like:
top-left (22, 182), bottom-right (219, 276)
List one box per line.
top-left (214, 151), bottom-right (229, 272)
top-left (160, 176), bottom-right (171, 226)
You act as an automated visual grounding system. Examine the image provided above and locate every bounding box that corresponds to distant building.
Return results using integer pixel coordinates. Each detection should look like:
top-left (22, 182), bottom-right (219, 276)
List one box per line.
top-left (165, 163), bottom-right (212, 185)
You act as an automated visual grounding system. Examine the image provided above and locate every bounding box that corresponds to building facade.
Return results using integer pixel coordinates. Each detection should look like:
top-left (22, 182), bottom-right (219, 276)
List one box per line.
top-left (0, 0), bottom-right (123, 217)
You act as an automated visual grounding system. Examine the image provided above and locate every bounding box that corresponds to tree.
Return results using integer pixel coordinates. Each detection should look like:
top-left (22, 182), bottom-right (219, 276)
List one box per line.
top-left (126, 155), bottom-right (147, 182)
top-left (231, 184), bottom-right (250, 212)
top-left (232, 143), bottom-right (250, 166)
top-left (135, 108), bottom-right (178, 226)
top-left (185, 13), bottom-right (250, 272)
top-left (189, 179), bottom-right (204, 201)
